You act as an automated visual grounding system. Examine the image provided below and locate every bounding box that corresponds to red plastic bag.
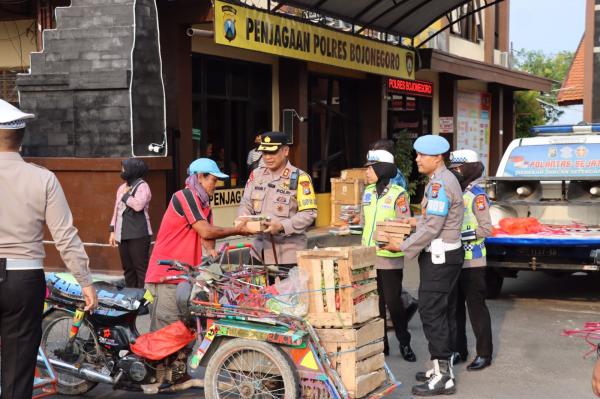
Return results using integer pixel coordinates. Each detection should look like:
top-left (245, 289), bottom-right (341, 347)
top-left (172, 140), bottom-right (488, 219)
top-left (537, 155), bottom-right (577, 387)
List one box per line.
top-left (498, 217), bottom-right (543, 235)
top-left (130, 320), bottom-right (195, 361)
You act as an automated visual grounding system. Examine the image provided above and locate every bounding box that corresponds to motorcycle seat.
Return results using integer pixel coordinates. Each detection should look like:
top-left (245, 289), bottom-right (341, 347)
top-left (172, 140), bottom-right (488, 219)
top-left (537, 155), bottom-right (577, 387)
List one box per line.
top-left (46, 273), bottom-right (148, 312)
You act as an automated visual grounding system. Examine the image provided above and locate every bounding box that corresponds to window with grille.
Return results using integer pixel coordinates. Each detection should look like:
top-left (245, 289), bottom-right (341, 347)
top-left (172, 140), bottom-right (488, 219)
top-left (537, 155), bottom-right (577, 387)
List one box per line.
top-left (447, 0), bottom-right (484, 43)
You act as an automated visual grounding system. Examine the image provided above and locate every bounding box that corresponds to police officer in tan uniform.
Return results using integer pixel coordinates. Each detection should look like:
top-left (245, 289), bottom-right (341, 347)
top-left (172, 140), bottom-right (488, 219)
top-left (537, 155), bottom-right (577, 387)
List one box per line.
top-left (398, 135), bottom-right (464, 396)
top-left (238, 132), bottom-right (317, 271)
top-left (0, 99), bottom-right (97, 399)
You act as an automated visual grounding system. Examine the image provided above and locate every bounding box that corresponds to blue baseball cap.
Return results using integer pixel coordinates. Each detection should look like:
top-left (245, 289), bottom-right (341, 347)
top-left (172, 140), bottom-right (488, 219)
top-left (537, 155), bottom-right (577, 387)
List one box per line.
top-left (413, 135), bottom-right (450, 155)
top-left (187, 158), bottom-right (229, 179)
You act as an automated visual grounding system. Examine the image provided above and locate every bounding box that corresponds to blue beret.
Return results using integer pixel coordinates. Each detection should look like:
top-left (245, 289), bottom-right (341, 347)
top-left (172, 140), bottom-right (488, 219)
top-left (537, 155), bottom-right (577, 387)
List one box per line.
top-left (413, 135), bottom-right (450, 155)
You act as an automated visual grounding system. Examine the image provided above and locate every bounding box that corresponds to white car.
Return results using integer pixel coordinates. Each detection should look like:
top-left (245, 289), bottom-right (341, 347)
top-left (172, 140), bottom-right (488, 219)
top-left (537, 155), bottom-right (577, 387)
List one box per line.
top-left (485, 124), bottom-right (600, 297)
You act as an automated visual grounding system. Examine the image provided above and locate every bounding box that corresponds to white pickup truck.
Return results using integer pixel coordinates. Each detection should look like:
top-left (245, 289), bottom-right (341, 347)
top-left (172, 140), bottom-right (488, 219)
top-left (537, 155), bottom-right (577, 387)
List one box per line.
top-left (485, 124), bottom-right (600, 297)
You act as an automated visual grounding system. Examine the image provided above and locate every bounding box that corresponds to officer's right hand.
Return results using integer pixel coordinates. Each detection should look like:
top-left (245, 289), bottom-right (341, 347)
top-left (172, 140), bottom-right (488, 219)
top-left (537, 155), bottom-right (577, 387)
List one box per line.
top-left (82, 285), bottom-right (98, 312)
top-left (109, 232), bottom-right (117, 247)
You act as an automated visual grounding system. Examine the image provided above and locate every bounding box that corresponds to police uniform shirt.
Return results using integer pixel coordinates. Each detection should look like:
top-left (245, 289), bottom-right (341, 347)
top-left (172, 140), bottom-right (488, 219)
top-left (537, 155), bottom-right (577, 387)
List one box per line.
top-left (238, 160), bottom-right (317, 264)
top-left (0, 152), bottom-right (93, 286)
top-left (463, 179), bottom-right (493, 268)
top-left (400, 165), bottom-right (464, 259)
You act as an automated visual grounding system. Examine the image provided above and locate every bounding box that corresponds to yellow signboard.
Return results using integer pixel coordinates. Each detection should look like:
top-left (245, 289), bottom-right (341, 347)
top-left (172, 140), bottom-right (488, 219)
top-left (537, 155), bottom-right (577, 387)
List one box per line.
top-left (214, 0), bottom-right (415, 79)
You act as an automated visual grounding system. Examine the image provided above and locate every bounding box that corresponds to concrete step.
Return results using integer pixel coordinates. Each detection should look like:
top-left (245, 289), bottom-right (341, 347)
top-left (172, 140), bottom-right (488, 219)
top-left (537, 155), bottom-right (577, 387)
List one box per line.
top-left (70, 0), bottom-right (134, 6)
top-left (43, 26), bottom-right (132, 41)
top-left (56, 4), bottom-right (133, 29)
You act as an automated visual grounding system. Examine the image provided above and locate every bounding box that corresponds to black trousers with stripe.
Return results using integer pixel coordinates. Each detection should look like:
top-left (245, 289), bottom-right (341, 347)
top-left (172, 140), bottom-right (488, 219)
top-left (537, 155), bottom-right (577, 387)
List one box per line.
top-left (0, 269), bottom-right (46, 399)
top-left (417, 248), bottom-right (464, 360)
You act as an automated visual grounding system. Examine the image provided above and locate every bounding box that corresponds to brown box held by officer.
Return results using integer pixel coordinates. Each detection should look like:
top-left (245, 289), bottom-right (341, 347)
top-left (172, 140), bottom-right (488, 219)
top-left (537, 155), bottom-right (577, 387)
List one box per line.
top-left (234, 215), bottom-right (270, 234)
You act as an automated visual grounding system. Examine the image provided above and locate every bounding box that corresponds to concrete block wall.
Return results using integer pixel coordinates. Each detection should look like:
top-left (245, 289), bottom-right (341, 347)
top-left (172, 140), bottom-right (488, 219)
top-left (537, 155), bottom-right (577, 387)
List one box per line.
top-left (17, 0), bottom-right (166, 158)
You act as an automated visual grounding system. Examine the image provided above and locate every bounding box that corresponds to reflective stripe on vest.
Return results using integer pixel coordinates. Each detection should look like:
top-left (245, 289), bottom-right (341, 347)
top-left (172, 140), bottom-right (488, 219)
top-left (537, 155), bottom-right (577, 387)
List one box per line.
top-left (462, 189), bottom-right (486, 260)
top-left (362, 184), bottom-right (406, 258)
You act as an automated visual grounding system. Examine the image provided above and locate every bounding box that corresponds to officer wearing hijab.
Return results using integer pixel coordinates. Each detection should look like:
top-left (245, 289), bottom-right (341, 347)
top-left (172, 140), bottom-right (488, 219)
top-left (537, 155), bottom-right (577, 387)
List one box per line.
top-left (361, 149), bottom-right (415, 362)
top-left (448, 149), bottom-right (493, 371)
top-left (398, 134), bottom-right (464, 396)
top-left (0, 99), bottom-right (97, 398)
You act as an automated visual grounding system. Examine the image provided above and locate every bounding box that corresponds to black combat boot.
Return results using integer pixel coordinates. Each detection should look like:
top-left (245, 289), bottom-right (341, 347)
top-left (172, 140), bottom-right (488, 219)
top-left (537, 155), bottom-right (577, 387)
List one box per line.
top-left (412, 359), bottom-right (456, 396)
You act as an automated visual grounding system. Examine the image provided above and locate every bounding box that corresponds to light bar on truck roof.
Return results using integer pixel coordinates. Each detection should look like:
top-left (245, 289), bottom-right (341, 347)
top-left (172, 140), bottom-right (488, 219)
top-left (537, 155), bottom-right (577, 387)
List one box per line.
top-left (531, 124), bottom-right (600, 135)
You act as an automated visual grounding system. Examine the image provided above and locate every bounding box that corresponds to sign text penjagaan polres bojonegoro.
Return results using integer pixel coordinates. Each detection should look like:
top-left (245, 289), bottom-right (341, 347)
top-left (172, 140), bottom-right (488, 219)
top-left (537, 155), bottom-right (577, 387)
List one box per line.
top-left (214, 0), bottom-right (414, 79)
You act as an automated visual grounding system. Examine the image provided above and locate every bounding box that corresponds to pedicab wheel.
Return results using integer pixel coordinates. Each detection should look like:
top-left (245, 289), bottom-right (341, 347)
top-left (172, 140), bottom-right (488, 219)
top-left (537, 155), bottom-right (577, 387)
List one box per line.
top-left (41, 310), bottom-right (99, 395)
top-left (204, 338), bottom-right (300, 399)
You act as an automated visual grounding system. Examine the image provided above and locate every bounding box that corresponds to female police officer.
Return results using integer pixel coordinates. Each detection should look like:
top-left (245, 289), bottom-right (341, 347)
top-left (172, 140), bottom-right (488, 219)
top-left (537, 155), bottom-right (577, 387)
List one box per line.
top-left (361, 148), bottom-right (415, 362)
top-left (448, 149), bottom-right (493, 371)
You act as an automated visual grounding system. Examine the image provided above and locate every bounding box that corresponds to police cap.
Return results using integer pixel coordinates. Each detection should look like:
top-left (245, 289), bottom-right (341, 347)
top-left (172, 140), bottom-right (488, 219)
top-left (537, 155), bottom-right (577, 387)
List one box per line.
top-left (413, 134), bottom-right (450, 156)
top-left (0, 99), bottom-right (34, 130)
top-left (257, 131), bottom-right (289, 152)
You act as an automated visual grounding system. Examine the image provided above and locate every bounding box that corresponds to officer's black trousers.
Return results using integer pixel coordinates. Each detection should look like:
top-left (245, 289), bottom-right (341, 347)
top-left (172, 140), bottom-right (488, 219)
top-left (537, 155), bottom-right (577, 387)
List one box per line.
top-left (453, 268), bottom-right (493, 358)
top-left (417, 247), bottom-right (464, 360)
top-left (0, 269), bottom-right (46, 399)
top-left (376, 269), bottom-right (411, 349)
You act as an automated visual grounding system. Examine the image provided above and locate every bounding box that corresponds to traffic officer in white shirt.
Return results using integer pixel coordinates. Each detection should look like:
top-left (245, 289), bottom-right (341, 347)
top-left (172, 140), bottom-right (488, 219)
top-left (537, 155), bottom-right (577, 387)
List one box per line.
top-left (0, 99), bottom-right (97, 399)
top-left (398, 135), bottom-right (465, 396)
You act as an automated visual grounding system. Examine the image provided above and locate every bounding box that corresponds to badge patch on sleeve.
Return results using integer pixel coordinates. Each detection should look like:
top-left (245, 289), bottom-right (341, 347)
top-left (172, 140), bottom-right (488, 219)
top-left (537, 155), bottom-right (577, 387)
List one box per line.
top-left (431, 183), bottom-right (442, 198)
top-left (396, 195), bottom-right (408, 214)
top-left (297, 174), bottom-right (317, 211)
top-left (426, 184), bottom-right (449, 216)
top-left (475, 194), bottom-right (487, 211)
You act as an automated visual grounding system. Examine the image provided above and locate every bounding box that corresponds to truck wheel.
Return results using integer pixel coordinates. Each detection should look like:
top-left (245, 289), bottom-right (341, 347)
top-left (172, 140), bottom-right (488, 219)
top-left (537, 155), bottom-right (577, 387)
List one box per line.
top-left (485, 269), bottom-right (504, 299)
top-left (204, 338), bottom-right (299, 399)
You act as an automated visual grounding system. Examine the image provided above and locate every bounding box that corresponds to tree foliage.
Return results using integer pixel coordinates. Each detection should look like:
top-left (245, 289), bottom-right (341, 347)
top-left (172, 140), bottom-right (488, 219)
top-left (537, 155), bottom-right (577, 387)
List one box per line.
top-left (512, 49), bottom-right (574, 137)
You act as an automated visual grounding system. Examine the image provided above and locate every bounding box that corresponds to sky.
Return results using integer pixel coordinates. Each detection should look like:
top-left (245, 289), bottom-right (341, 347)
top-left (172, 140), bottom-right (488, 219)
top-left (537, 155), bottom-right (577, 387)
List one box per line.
top-left (510, 0), bottom-right (586, 124)
top-left (510, 0), bottom-right (585, 54)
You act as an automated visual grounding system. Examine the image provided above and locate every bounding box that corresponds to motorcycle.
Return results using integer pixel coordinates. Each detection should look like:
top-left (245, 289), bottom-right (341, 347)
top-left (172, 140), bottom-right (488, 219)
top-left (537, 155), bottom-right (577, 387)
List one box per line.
top-left (40, 248), bottom-right (399, 398)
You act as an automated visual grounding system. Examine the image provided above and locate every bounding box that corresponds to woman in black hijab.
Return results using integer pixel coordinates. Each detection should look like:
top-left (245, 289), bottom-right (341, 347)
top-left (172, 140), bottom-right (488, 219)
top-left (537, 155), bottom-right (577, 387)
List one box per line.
top-left (109, 158), bottom-right (153, 288)
top-left (362, 149), bottom-right (416, 362)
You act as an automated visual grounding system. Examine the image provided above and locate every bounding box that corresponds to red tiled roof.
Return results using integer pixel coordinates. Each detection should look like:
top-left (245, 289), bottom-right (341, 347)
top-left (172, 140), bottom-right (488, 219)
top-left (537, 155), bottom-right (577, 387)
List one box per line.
top-left (557, 36), bottom-right (584, 106)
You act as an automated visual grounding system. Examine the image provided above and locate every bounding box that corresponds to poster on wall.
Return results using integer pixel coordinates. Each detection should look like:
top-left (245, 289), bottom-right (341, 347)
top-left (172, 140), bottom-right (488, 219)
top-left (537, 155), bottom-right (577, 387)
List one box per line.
top-left (456, 91), bottom-right (491, 173)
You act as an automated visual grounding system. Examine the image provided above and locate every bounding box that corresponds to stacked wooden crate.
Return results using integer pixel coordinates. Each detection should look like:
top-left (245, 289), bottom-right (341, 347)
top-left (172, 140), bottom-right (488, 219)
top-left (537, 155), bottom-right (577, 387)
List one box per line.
top-left (330, 168), bottom-right (368, 226)
top-left (297, 246), bottom-right (386, 398)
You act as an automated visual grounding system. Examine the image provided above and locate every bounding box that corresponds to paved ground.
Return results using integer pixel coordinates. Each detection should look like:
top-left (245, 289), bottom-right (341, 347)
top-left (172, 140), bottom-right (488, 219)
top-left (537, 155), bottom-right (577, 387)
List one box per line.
top-left (47, 260), bottom-right (600, 398)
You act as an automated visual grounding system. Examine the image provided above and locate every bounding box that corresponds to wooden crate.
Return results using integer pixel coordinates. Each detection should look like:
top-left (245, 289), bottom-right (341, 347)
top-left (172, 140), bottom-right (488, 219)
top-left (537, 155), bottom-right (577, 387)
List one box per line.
top-left (331, 178), bottom-right (365, 204)
top-left (316, 318), bottom-right (386, 398)
top-left (297, 247), bottom-right (379, 328)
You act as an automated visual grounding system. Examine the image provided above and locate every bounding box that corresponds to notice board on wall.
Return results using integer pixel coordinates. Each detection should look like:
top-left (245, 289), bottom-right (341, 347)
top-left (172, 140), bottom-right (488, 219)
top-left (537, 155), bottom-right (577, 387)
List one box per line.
top-left (456, 91), bottom-right (491, 173)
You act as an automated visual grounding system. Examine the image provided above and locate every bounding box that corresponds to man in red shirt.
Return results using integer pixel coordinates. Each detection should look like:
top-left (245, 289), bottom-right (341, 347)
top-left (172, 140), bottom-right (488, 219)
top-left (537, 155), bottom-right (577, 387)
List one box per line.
top-left (145, 158), bottom-right (249, 330)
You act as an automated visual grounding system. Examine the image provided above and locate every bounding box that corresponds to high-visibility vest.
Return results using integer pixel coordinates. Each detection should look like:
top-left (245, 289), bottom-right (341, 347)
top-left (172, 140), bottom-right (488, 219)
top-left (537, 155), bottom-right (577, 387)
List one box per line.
top-left (462, 187), bottom-right (487, 260)
top-left (361, 184), bottom-right (406, 258)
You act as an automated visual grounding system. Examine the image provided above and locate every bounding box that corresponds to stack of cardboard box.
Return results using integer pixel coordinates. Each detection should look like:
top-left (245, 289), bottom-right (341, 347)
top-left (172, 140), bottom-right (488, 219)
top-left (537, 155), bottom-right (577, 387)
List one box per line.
top-left (330, 168), bottom-right (368, 226)
top-left (374, 221), bottom-right (412, 247)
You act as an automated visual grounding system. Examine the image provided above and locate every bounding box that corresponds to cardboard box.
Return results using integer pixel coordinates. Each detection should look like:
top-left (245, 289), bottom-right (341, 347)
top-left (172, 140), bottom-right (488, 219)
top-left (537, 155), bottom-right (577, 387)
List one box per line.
top-left (340, 168), bottom-right (368, 182)
top-left (331, 178), bottom-right (365, 204)
top-left (331, 202), bottom-right (361, 226)
top-left (235, 215), bottom-right (268, 234)
top-left (376, 221), bottom-right (412, 235)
